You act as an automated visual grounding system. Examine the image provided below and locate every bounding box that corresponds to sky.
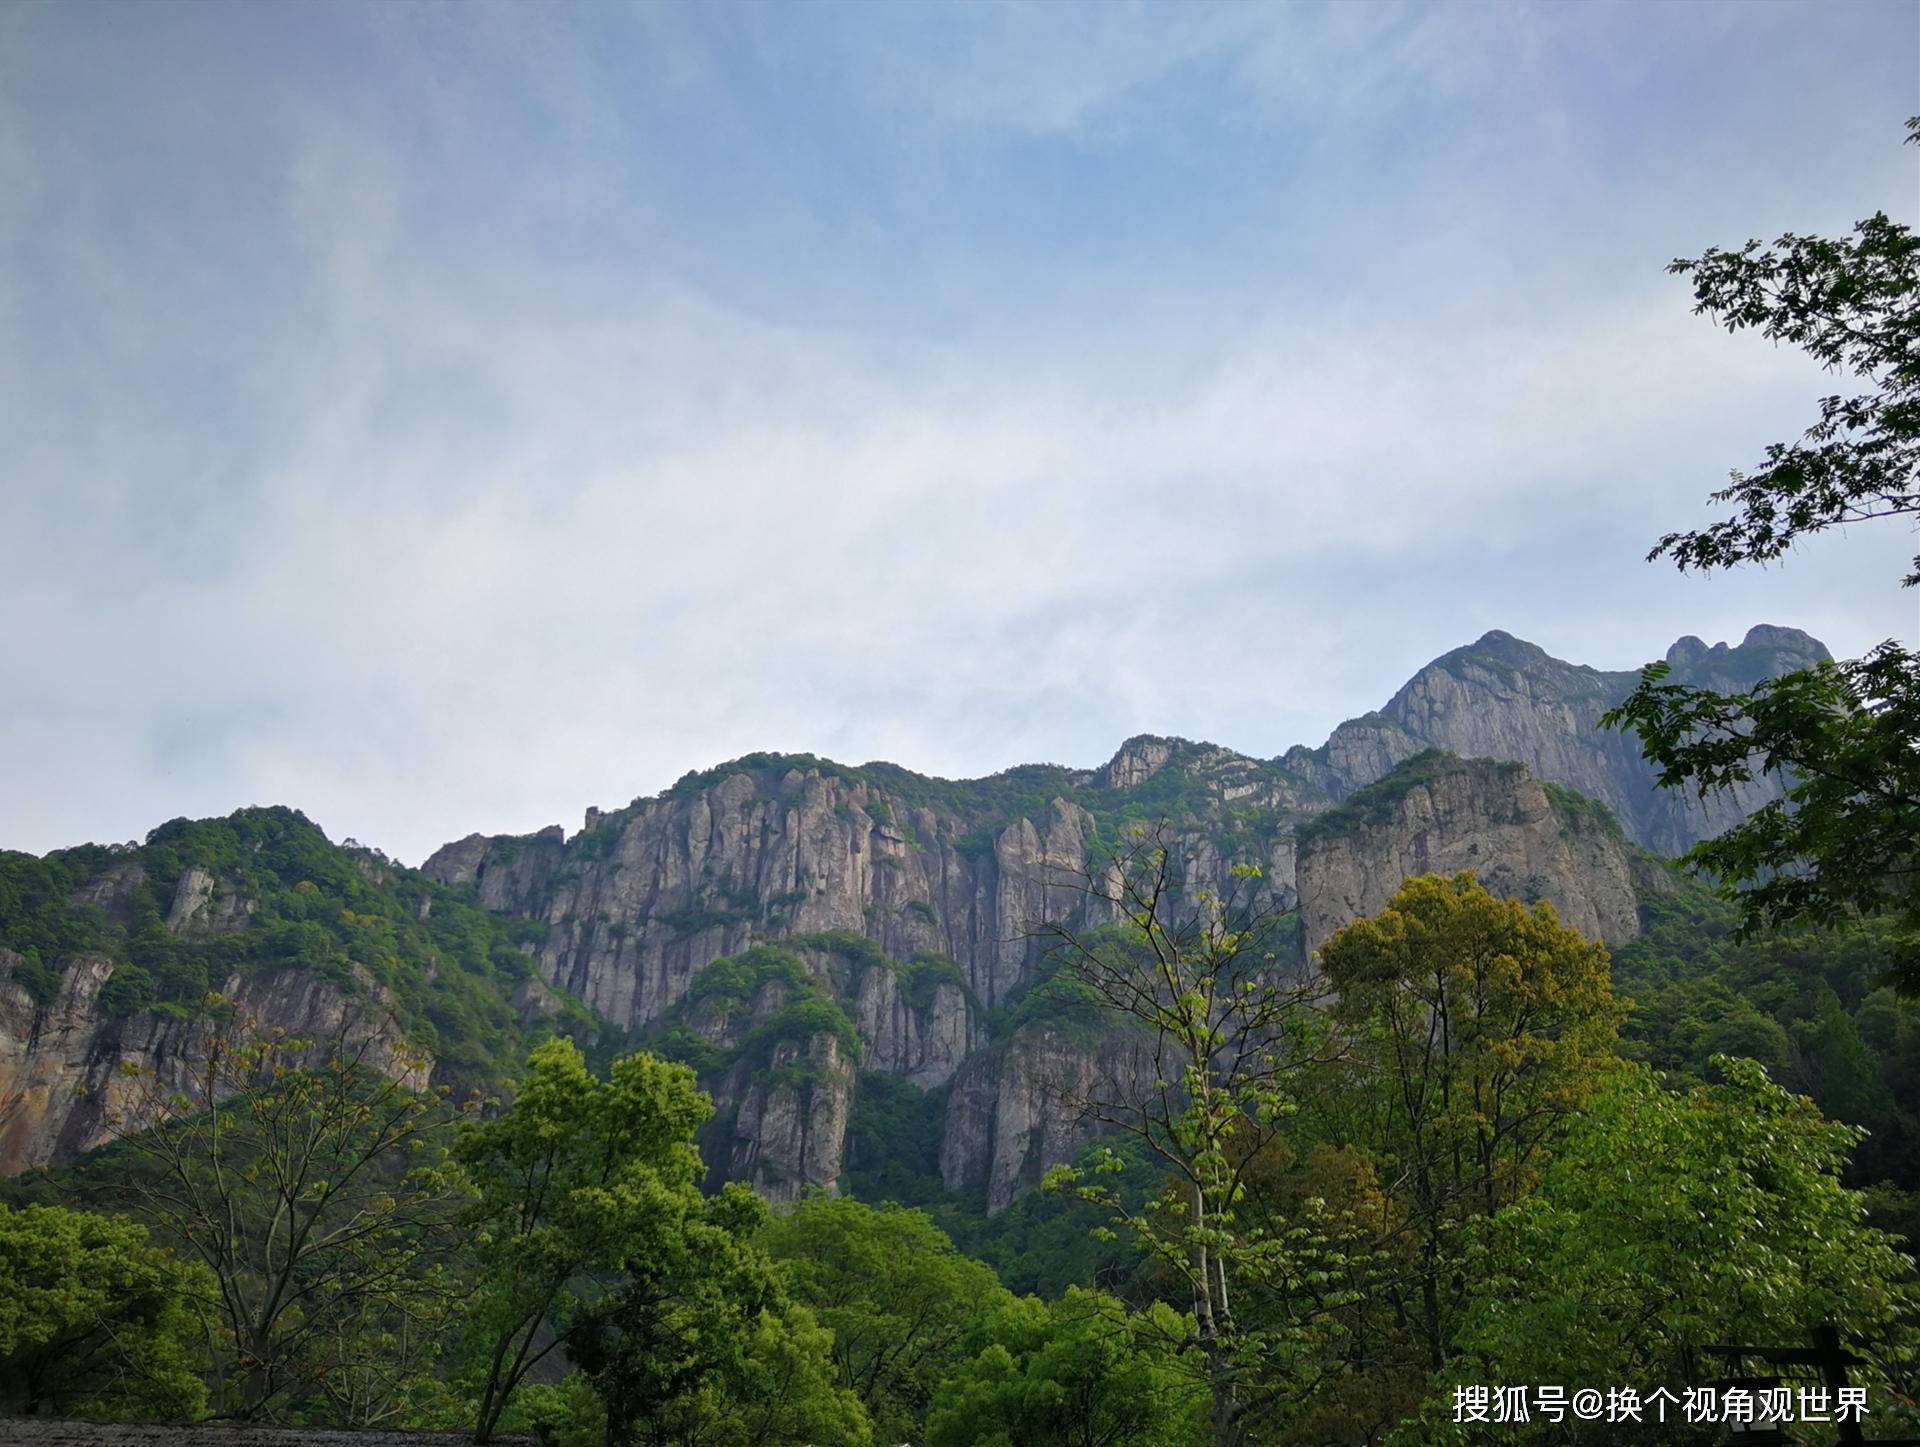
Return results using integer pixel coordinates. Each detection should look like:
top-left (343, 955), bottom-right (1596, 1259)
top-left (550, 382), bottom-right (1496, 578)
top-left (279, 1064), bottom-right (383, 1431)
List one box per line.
top-left (2, 0), bottom-right (1917, 865)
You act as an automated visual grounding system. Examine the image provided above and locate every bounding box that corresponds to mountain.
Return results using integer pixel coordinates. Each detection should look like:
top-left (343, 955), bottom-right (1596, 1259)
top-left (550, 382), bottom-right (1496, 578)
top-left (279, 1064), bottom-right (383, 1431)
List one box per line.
top-left (0, 625), bottom-right (1825, 1211)
top-left (1300, 623), bottom-right (1829, 856)
top-left (0, 809), bottom-right (589, 1171)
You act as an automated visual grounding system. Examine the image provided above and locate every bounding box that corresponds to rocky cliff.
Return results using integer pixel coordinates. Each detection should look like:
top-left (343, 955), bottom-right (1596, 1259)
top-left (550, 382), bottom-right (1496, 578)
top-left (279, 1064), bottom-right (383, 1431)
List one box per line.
top-left (1294, 752), bottom-right (1659, 955)
top-left (652, 748), bottom-right (1669, 1212)
top-left (0, 950), bottom-right (424, 1169)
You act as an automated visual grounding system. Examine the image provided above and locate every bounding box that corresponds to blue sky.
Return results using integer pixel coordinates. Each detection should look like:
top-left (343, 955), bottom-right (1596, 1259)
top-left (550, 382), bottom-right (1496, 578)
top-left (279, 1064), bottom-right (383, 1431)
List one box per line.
top-left (3, 0), bottom-right (1917, 863)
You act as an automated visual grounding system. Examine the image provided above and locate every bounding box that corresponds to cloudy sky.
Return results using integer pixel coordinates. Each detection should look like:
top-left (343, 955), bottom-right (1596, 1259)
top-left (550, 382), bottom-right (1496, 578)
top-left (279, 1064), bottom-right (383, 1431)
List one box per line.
top-left (3, 0), bottom-right (1916, 864)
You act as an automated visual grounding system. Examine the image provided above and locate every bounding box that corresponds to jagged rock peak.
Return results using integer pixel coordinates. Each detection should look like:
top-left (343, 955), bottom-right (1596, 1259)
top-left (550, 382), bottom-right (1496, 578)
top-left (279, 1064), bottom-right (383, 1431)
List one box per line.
top-left (1666, 635), bottom-right (1710, 668)
top-left (1742, 623), bottom-right (1826, 653)
top-left (1310, 622), bottom-right (1831, 856)
top-left (1102, 735), bottom-right (1180, 789)
top-left (1663, 624), bottom-right (1827, 678)
top-left (1460, 629), bottom-right (1559, 667)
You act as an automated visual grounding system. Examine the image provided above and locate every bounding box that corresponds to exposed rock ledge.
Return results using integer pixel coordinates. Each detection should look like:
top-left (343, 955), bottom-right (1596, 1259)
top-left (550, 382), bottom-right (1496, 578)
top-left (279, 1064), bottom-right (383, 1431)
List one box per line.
top-left (1295, 754), bottom-right (1654, 956)
top-left (0, 951), bottom-right (427, 1172)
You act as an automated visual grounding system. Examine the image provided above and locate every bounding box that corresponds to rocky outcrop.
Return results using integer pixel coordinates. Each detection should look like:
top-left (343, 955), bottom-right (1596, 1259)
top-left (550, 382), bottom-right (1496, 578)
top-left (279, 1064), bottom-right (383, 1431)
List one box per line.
top-left (424, 825), bottom-right (568, 913)
top-left (163, 865), bottom-right (254, 932)
top-left (0, 951), bottom-right (427, 1171)
top-left (939, 1027), bottom-right (1152, 1213)
top-left (664, 937), bottom-right (983, 1198)
top-left (711, 1032), bottom-right (857, 1204)
top-left (1305, 626), bottom-right (1829, 856)
top-left (1105, 737), bottom-right (1175, 789)
top-left (820, 955), bottom-right (979, 1089)
top-left (1294, 754), bottom-right (1650, 955)
top-left (422, 772), bottom-right (1118, 1035)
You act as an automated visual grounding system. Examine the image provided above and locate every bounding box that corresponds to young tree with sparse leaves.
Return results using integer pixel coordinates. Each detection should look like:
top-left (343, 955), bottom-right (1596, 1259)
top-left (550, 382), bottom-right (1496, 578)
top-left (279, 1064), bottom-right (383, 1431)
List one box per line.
top-left (105, 1000), bottom-right (465, 1422)
top-left (1038, 828), bottom-right (1346, 1446)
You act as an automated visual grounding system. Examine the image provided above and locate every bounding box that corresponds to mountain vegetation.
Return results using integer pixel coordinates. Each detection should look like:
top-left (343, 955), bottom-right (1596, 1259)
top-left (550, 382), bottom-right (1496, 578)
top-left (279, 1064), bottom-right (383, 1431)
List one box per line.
top-left (2, 841), bottom-right (1913, 1444)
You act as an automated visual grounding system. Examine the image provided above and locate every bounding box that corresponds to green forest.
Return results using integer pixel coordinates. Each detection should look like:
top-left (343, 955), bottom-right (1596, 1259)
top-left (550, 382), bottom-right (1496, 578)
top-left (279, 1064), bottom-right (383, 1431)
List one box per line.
top-left (3, 815), bottom-right (1920, 1444)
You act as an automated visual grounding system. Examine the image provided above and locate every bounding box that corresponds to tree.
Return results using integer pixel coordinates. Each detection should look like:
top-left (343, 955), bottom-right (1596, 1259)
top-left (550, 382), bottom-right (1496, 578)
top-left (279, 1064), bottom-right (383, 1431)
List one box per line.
top-left (0, 1203), bottom-right (210, 1419)
top-left (569, 1183), bottom-right (868, 1447)
top-left (1647, 121), bottom-right (1920, 586)
top-left (1218, 1139), bottom-right (1426, 1447)
top-left (682, 1303), bottom-right (872, 1447)
top-left (1801, 986), bottom-right (1894, 1126)
top-left (924, 1287), bottom-right (1205, 1447)
top-left (105, 1001), bottom-right (464, 1422)
top-left (1316, 873), bottom-right (1624, 1375)
top-left (456, 1038), bottom-right (715, 1441)
top-left (1413, 1061), bottom-right (1920, 1444)
top-left (1609, 646), bottom-right (1920, 981)
top-left (1037, 828), bottom-right (1345, 1445)
top-left (759, 1196), bottom-right (1011, 1443)
top-left (1606, 118), bottom-right (1920, 985)
top-left (458, 1040), bottom-right (867, 1447)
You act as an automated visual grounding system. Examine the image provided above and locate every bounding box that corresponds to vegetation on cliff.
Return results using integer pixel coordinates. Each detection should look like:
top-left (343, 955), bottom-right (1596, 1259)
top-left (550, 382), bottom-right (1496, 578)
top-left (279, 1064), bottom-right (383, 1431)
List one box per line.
top-left (0, 807), bottom-right (596, 1085)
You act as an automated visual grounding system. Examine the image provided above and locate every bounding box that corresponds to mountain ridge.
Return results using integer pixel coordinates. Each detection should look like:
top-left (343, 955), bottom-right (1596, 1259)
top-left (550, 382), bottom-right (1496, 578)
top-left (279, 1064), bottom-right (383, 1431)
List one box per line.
top-left (447, 621), bottom-right (1826, 871)
top-left (0, 622), bottom-right (1828, 1212)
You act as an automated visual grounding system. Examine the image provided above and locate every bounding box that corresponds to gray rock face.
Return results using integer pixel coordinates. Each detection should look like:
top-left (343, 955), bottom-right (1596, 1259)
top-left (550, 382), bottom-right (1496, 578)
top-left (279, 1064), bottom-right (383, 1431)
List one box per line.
top-left (420, 627), bottom-right (1821, 1047)
top-left (1105, 737), bottom-right (1175, 789)
top-left (1294, 756), bottom-right (1651, 956)
top-left (939, 1028), bottom-right (1152, 1213)
top-left (421, 774), bottom-right (1110, 1035)
top-left (838, 964), bottom-right (979, 1089)
top-left (0, 951), bottom-right (427, 1171)
top-left (163, 865), bottom-right (254, 932)
top-left (1307, 626), bottom-right (1829, 856)
top-left (663, 936), bottom-right (985, 1198)
top-left (425, 826), bottom-right (568, 913)
top-left (713, 1033), bottom-right (857, 1204)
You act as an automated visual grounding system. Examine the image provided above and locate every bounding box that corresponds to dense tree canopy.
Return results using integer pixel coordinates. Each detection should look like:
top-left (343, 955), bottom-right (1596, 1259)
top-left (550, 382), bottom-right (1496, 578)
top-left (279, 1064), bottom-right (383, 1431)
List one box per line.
top-left (760, 1196), bottom-right (1010, 1441)
top-left (0, 1204), bottom-right (210, 1420)
top-left (925, 1288), bottom-right (1204, 1447)
top-left (455, 1038), bottom-right (716, 1440)
top-left (1419, 1060), bottom-right (1919, 1443)
top-left (1318, 872), bottom-right (1625, 1374)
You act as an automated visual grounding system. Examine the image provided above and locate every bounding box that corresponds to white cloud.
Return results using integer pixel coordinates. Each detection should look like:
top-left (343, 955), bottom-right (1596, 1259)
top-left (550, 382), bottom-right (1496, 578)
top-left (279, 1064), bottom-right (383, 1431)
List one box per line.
top-left (2, 0), bottom-right (1914, 863)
